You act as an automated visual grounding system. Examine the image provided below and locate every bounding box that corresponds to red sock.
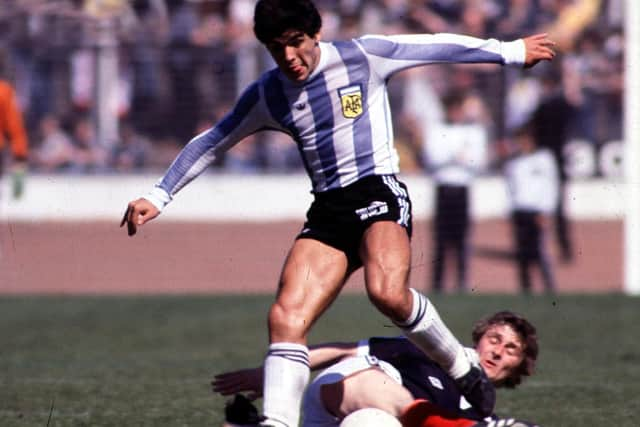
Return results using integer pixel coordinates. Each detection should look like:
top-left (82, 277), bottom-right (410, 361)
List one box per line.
top-left (399, 399), bottom-right (477, 427)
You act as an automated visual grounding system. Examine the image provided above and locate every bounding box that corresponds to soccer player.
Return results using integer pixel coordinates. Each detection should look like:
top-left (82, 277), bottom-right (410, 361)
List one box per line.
top-left (121, 1), bottom-right (555, 425)
top-left (213, 311), bottom-right (539, 427)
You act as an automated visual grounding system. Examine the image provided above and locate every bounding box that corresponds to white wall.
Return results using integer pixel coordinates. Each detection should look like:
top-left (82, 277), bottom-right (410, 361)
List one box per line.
top-left (0, 173), bottom-right (625, 222)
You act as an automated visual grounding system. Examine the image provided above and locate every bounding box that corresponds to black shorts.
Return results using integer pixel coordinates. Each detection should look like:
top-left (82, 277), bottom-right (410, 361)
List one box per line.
top-left (297, 174), bottom-right (413, 267)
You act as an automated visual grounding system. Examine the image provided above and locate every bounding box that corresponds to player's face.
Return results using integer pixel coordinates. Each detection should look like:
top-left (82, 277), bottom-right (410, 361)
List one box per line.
top-left (475, 324), bottom-right (525, 384)
top-left (266, 29), bottom-right (321, 82)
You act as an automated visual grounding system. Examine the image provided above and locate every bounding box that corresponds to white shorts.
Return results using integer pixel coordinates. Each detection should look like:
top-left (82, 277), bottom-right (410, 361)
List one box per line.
top-left (301, 355), bottom-right (402, 427)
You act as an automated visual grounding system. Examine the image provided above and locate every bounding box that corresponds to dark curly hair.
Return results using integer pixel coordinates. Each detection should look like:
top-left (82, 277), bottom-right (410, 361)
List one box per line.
top-left (254, 0), bottom-right (322, 44)
top-left (471, 311), bottom-right (538, 388)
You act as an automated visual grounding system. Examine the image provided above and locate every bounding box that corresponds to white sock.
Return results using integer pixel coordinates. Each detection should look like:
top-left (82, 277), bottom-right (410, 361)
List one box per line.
top-left (262, 342), bottom-right (310, 427)
top-left (396, 289), bottom-right (470, 379)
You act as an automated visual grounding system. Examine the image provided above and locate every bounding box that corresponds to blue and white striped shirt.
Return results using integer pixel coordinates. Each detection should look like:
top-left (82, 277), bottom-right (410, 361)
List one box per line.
top-left (146, 33), bottom-right (525, 210)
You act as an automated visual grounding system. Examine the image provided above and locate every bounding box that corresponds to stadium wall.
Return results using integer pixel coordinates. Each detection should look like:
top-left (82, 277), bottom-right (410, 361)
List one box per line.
top-left (0, 174), bottom-right (625, 222)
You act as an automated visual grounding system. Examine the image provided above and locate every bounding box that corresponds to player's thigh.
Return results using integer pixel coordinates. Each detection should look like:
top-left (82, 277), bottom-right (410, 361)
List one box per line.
top-left (270, 238), bottom-right (350, 341)
top-left (359, 221), bottom-right (411, 314)
top-left (320, 368), bottom-right (413, 419)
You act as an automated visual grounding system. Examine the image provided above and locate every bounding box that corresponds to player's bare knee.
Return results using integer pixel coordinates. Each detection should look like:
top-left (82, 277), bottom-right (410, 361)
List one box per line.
top-left (366, 286), bottom-right (410, 321)
top-left (268, 303), bottom-right (309, 342)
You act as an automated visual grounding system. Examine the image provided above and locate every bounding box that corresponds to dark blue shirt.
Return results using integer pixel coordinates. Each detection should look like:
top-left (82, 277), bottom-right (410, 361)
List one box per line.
top-left (368, 336), bottom-right (485, 421)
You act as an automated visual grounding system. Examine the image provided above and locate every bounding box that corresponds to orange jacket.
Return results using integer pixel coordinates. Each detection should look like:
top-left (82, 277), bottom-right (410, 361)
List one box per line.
top-left (0, 80), bottom-right (28, 160)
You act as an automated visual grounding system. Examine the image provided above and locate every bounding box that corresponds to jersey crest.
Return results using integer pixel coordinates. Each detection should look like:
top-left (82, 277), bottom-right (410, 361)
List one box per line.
top-left (338, 84), bottom-right (363, 118)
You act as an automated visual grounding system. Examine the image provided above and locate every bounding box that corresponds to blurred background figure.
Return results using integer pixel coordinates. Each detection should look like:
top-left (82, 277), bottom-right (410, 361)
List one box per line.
top-left (423, 91), bottom-right (488, 293)
top-left (31, 114), bottom-right (75, 173)
top-left (503, 124), bottom-right (559, 295)
top-left (69, 114), bottom-right (108, 173)
top-left (110, 119), bottom-right (152, 172)
top-left (0, 48), bottom-right (29, 200)
top-left (530, 64), bottom-right (580, 263)
top-left (165, 0), bottom-right (200, 143)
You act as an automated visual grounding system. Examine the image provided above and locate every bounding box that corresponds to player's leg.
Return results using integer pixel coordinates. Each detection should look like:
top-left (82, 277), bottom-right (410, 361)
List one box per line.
top-left (262, 238), bottom-right (350, 427)
top-left (320, 367), bottom-right (413, 420)
top-left (302, 355), bottom-right (410, 426)
top-left (360, 221), bottom-right (494, 416)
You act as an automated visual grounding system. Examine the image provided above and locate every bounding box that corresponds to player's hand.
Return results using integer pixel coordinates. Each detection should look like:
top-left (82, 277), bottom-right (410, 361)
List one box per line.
top-left (120, 198), bottom-right (160, 236)
top-left (522, 33), bottom-right (556, 68)
top-left (212, 367), bottom-right (264, 401)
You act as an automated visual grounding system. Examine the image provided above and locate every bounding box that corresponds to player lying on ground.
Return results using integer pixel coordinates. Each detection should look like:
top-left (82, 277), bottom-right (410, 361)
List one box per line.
top-left (213, 311), bottom-right (540, 427)
top-left (122, 1), bottom-right (555, 425)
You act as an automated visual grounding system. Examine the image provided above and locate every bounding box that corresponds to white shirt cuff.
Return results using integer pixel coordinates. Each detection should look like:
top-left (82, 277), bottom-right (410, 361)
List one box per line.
top-left (501, 39), bottom-right (526, 66)
top-left (143, 186), bottom-right (172, 212)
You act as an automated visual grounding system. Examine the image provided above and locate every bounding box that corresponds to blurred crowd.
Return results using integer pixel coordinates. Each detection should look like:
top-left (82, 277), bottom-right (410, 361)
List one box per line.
top-left (0, 0), bottom-right (624, 176)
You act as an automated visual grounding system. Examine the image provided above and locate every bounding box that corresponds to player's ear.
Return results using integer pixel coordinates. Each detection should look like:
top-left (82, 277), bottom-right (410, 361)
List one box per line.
top-left (313, 32), bottom-right (321, 45)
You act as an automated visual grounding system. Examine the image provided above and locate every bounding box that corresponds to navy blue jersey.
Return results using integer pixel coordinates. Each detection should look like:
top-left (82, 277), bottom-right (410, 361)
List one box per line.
top-left (368, 336), bottom-right (485, 421)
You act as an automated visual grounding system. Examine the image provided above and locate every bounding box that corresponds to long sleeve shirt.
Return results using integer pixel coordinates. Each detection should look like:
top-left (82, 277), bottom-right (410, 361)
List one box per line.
top-left (424, 122), bottom-right (488, 186)
top-left (504, 148), bottom-right (559, 214)
top-left (145, 33), bottom-right (525, 210)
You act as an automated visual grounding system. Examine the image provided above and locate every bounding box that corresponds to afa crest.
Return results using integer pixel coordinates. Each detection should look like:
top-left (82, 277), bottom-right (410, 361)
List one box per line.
top-left (338, 85), bottom-right (363, 118)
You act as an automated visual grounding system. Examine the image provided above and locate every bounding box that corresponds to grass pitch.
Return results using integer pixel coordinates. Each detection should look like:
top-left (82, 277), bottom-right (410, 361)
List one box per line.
top-left (1, 294), bottom-right (639, 426)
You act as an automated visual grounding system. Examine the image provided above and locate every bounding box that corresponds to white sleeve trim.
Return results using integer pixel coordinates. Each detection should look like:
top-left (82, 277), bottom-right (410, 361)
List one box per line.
top-left (501, 39), bottom-right (526, 66)
top-left (356, 339), bottom-right (370, 356)
top-left (143, 186), bottom-right (172, 212)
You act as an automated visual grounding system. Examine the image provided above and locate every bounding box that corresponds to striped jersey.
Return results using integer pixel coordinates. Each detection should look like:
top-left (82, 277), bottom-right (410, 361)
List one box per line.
top-left (146, 33), bottom-right (525, 210)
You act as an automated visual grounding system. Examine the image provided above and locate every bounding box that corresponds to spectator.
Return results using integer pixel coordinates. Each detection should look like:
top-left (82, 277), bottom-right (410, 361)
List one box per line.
top-left (123, 0), bottom-right (169, 136)
top-left (531, 64), bottom-right (580, 263)
top-left (495, 0), bottom-right (539, 39)
top-left (503, 124), bottom-right (559, 294)
top-left (32, 114), bottom-right (75, 173)
top-left (423, 91), bottom-right (488, 293)
top-left (165, 0), bottom-right (200, 143)
top-left (0, 52), bottom-right (29, 199)
top-left (69, 115), bottom-right (107, 173)
top-left (111, 119), bottom-right (152, 172)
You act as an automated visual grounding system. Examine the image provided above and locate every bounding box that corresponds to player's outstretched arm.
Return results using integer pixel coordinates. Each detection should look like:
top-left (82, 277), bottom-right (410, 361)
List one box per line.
top-left (212, 341), bottom-right (358, 399)
top-left (120, 198), bottom-right (160, 236)
top-left (212, 367), bottom-right (263, 400)
top-left (522, 33), bottom-right (556, 68)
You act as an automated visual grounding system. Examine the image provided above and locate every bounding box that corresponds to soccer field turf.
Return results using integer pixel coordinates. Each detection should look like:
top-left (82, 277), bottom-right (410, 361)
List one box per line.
top-left (1, 294), bottom-right (639, 426)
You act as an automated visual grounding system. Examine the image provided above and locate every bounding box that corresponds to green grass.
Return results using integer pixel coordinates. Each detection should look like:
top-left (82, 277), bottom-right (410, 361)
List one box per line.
top-left (1, 294), bottom-right (639, 426)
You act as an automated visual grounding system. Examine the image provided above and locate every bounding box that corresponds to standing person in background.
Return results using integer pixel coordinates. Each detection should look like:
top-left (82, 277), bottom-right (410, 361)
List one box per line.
top-left (121, 1), bottom-right (556, 425)
top-left (504, 124), bottom-right (559, 294)
top-left (424, 92), bottom-right (488, 294)
top-left (531, 66), bottom-right (579, 263)
top-left (0, 51), bottom-right (29, 200)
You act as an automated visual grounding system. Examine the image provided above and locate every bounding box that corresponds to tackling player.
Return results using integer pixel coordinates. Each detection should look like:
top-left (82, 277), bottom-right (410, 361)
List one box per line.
top-left (122, 1), bottom-right (555, 425)
top-left (214, 311), bottom-right (540, 427)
